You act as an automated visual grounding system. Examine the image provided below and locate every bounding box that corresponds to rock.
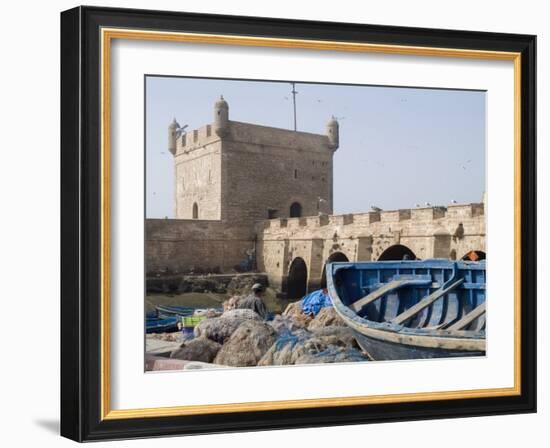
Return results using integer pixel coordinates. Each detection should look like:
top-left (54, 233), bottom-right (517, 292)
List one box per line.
top-left (214, 320), bottom-right (276, 367)
top-left (170, 337), bottom-right (221, 363)
top-left (307, 307), bottom-right (346, 330)
top-left (282, 300), bottom-right (312, 328)
top-left (195, 309), bottom-right (262, 344)
top-left (237, 294), bottom-right (268, 319)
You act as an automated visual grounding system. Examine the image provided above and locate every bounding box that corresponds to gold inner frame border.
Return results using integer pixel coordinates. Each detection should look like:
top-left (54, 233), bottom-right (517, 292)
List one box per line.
top-left (100, 27), bottom-right (522, 421)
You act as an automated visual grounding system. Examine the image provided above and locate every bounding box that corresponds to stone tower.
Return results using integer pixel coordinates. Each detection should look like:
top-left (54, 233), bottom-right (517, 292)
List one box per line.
top-left (170, 97), bottom-right (339, 223)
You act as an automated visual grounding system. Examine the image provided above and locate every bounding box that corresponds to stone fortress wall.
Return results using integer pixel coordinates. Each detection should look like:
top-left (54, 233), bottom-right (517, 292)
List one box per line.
top-left (146, 219), bottom-right (256, 275)
top-left (151, 97), bottom-right (486, 298)
top-left (256, 203), bottom-right (485, 297)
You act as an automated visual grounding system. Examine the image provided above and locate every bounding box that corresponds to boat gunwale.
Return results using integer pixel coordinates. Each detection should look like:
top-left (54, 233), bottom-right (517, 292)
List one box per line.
top-left (326, 262), bottom-right (486, 352)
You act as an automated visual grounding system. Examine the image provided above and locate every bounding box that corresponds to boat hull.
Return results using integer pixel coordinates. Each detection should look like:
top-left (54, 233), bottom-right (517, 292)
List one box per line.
top-left (352, 331), bottom-right (485, 361)
top-left (146, 316), bottom-right (179, 334)
top-left (326, 259), bottom-right (487, 361)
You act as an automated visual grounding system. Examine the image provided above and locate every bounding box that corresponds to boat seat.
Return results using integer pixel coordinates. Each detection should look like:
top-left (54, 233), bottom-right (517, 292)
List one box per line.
top-left (390, 278), bottom-right (464, 326)
top-left (350, 277), bottom-right (431, 313)
top-left (446, 302), bottom-right (486, 331)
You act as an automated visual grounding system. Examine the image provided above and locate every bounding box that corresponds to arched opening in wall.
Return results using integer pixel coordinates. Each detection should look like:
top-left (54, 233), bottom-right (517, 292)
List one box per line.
top-left (320, 252), bottom-right (349, 288)
top-left (462, 250), bottom-right (486, 261)
top-left (378, 244), bottom-right (417, 261)
top-left (290, 202), bottom-right (302, 218)
top-left (192, 202), bottom-right (198, 219)
top-left (287, 257), bottom-right (308, 300)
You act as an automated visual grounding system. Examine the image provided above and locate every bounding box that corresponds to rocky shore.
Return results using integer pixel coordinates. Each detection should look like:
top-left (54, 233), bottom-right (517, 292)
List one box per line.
top-left (146, 297), bottom-right (370, 371)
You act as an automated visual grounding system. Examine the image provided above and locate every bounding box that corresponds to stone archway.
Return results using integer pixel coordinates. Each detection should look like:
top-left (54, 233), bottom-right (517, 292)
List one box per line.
top-left (378, 244), bottom-right (417, 261)
top-left (287, 257), bottom-right (308, 300)
top-left (462, 250), bottom-right (486, 261)
top-left (320, 252), bottom-right (349, 288)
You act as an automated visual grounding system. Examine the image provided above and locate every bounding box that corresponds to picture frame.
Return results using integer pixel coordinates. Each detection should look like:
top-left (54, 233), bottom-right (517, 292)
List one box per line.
top-left (60, 5), bottom-right (536, 441)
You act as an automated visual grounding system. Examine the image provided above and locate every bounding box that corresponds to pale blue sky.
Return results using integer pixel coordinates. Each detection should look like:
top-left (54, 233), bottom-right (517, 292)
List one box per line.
top-left (145, 76), bottom-right (485, 218)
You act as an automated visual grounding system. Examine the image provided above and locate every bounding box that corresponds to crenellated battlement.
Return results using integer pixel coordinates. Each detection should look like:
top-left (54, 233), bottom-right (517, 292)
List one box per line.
top-left (174, 120), bottom-right (335, 156)
top-left (260, 203), bottom-right (484, 234)
top-left (174, 124), bottom-right (218, 155)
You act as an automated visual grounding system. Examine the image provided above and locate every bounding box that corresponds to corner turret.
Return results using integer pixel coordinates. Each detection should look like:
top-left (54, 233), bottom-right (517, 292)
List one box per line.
top-left (326, 116), bottom-right (339, 150)
top-left (214, 95), bottom-right (229, 137)
top-left (168, 117), bottom-right (179, 155)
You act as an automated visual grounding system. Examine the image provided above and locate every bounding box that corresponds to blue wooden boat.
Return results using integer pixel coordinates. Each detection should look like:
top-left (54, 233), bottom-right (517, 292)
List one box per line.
top-left (154, 304), bottom-right (195, 317)
top-left (326, 259), bottom-right (486, 361)
top-left (146, 316), bottom-right (180, 334)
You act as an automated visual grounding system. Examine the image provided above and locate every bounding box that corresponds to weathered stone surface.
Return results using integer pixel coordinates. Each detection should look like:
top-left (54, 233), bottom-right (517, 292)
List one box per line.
top-left (214, 320), bottom-right (276, 367)
top-left (146, 98), bottom-right (486, 302)
top-left (194, 308), bottom-right (261, 344)
top-left (307, 307), bottom-right (346, 330)
top-left (170, 337), bottom-right (221, 363)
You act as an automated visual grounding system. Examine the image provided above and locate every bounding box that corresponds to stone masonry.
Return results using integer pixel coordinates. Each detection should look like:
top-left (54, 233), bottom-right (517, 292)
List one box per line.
top-left (148, 97), bottom-right (486, 297)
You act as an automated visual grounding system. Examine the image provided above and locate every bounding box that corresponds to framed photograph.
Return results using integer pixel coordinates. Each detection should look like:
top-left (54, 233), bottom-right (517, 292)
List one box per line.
top-left (60, 6), bottom-right (536, 441)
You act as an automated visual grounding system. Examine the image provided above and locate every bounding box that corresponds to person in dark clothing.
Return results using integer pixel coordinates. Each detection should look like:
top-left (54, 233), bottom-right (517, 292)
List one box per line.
top-left (237, 283), bottom-right (268, 319)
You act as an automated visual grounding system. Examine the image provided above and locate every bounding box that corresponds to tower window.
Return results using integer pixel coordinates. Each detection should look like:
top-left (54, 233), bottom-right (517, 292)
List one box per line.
top-left (294, 169), bottom-right (298, 179)
top-left (192, 203), bottom-right (199, 219)
top-left (290, 202), bottom-right (302, 218)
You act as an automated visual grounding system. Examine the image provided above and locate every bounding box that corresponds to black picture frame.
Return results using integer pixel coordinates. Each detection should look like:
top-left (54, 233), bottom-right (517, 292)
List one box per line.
top-left (61, 5), bottom-right (536, 442)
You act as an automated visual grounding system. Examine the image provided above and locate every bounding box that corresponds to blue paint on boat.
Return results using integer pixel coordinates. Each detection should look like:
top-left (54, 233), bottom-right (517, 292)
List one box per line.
top-left (326, 259), bottom-right (486, 360)
top-left (146, 316), bottom-right (180, 334)
top-left (154, 304), bottom-right (195, 317)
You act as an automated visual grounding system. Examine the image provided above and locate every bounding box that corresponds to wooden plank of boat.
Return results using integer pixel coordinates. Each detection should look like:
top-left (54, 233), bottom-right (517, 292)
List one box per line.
top-left (350, 277), bottom-right (431, 312)
top-left (446, 302), bottom-right (486, 331)
top-left (391, 278), bottom-right (464, 325)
